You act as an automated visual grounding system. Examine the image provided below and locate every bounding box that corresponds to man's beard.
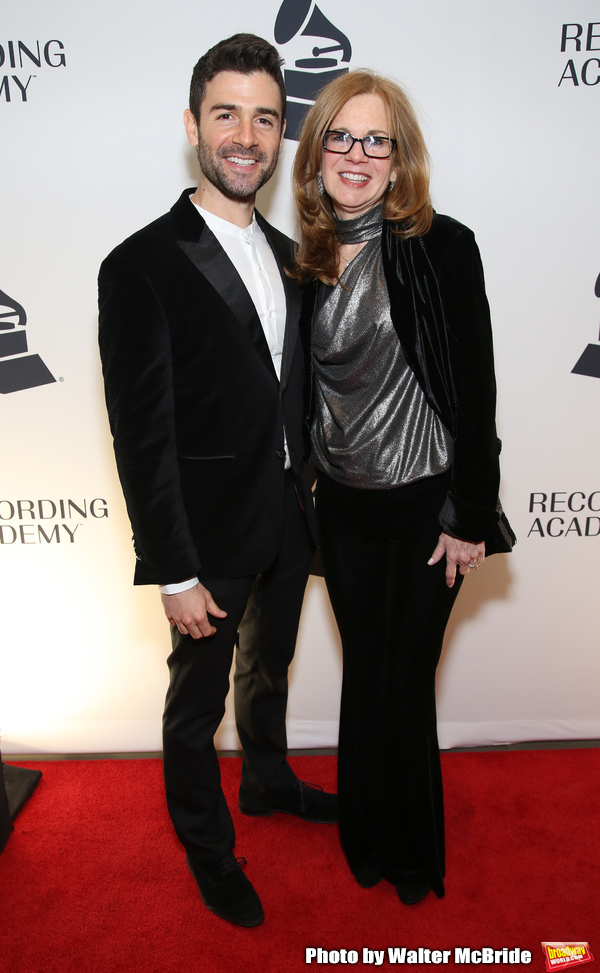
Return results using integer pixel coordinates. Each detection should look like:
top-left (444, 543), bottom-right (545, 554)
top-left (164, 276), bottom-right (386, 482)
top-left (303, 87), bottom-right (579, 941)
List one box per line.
top-left (196, 137), bottom-right (279, 200)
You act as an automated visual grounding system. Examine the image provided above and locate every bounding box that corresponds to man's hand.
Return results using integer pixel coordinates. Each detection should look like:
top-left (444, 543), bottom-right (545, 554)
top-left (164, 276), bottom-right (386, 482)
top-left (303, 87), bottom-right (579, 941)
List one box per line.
top-left (428, 532), bottom-right (486, 588)
top-left (160, 583), bottom-right (227, 639)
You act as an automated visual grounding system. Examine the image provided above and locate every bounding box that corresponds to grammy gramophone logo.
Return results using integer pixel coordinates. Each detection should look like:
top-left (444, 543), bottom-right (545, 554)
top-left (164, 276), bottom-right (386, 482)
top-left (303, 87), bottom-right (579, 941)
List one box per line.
top-left (0, 287), bottom-right (55, 394)
top-left (274, 0), bottom-right (352, 141)
top-left (572, 272), bottom-right (600, 379)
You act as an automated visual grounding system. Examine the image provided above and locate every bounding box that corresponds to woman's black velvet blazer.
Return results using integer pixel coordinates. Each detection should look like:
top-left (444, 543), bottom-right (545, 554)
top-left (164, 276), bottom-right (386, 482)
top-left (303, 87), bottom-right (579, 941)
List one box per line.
top-left (305, 213), bottom-right (502, 543)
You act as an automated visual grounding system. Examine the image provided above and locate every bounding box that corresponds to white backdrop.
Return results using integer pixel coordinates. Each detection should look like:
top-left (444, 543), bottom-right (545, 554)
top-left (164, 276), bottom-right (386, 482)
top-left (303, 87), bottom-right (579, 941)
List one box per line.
top-left (1, 0), bottom-right (599, 755)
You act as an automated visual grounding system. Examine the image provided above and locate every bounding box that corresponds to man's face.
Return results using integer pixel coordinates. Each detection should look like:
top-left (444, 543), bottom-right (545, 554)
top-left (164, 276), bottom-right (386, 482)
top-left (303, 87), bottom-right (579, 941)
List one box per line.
top-left (184, 70), bottom-right (285, 202)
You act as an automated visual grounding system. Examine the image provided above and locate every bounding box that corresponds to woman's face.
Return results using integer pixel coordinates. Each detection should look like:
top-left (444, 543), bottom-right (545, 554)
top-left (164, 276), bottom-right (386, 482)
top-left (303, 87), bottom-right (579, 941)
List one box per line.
top-left (320, 93), bottom-right (397, 221)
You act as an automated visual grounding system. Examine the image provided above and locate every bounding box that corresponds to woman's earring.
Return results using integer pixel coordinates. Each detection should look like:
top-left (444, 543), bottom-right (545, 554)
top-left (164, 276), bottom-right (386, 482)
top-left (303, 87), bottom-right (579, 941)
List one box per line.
top-left (388, 178), bottom-right (396, 192)
top-left (317, 173), bottom-right (325, 196)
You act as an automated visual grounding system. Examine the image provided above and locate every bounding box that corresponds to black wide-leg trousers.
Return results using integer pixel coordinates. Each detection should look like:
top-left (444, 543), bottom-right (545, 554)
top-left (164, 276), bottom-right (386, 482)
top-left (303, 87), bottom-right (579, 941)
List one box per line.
top-left (162, 473), bottom-right (315, 860)
top-left (316, 471), bottom-right (462, 897)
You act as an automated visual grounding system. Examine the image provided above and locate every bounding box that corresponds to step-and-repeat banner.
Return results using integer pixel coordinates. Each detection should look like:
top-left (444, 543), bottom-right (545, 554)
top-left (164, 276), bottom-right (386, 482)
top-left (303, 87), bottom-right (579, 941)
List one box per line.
top-left (1, 0), bottom-right (599, 753)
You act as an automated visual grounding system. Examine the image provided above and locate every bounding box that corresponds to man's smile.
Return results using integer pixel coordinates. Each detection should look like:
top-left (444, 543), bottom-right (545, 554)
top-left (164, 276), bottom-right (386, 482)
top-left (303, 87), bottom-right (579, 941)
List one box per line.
top-left (225, 156), bottom-right (258, 167)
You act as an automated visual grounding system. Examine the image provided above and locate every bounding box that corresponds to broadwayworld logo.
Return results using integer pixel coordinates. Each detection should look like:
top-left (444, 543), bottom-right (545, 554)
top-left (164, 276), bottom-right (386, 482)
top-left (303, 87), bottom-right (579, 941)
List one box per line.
top-left (274, 0), bottom-right (352, 141)
top-left (0, 287), bottom-right (55, 394)
top-left (542, 943), bottom-right (594, 972)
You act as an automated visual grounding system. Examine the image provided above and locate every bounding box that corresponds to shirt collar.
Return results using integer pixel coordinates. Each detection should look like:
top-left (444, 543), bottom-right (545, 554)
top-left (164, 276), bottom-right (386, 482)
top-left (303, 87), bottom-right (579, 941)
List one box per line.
top-left (190, 196), bottom-right (256, 241)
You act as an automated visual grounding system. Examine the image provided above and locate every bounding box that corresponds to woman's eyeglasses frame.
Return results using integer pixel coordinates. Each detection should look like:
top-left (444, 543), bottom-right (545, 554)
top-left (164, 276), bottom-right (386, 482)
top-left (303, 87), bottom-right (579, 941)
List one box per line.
top-left (322, 130), bottom-right (397, 159)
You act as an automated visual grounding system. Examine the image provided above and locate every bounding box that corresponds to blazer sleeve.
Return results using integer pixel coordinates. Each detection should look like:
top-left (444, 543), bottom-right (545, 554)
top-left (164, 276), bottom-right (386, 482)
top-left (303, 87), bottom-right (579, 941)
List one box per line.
top-left (98, 253), bottom-right (201, 585)
top-left (432, 225), bottom-right (501, 541)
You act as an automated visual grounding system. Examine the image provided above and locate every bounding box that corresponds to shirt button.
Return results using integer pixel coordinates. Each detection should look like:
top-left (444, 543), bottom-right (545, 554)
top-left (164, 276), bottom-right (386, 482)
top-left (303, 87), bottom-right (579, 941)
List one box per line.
top-left (275, 449), bottom-right (286, 460)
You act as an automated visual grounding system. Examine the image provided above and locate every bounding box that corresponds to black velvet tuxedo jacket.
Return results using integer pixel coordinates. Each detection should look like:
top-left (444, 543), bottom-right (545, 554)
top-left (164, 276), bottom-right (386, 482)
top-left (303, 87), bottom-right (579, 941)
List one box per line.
top-left (304, 213), bottom-right (502, 544)
top-left (99, 189), bottom-right (314, 585)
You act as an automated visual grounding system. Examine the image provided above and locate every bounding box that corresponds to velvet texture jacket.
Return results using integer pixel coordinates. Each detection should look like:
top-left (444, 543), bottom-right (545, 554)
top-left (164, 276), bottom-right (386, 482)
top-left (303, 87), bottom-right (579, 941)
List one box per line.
top-left (304, 213), bottom-right (501, 543)
top-left (99, 189), bottom-right (314, 585)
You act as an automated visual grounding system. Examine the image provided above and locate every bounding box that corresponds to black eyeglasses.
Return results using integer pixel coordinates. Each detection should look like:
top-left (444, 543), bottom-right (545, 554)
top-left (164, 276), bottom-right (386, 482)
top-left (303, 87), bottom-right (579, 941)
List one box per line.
top-left (322, 130), bottom-right (396, 159)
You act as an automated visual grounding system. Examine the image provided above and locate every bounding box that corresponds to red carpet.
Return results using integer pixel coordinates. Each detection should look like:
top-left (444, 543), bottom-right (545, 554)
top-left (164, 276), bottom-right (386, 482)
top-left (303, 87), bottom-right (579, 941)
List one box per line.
top-left (0, 750), bottom-right (597, 973)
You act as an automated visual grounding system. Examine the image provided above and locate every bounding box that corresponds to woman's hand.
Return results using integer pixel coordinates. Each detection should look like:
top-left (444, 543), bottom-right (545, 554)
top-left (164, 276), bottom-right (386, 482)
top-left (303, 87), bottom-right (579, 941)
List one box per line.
top-left (428, 532), bottom-right (486, 588)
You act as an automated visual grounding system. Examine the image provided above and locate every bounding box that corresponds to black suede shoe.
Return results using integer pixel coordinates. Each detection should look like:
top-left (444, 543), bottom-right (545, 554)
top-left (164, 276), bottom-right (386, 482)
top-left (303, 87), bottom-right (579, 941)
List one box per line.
top-left (186, 853), bottom-right (264, 927)
top-left (239, 780), bottom-right (338, 823)
top-left (395, 874), bottom-right (431, 905)
top-left (348, 858), bottom-right (383, 889)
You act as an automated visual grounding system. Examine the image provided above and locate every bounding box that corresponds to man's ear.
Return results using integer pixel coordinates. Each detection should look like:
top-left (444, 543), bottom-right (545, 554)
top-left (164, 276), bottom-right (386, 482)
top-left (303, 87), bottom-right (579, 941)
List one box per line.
top-left (183, 108), bottom-right (199, 147)
top-left (279, 117), bottom-right (286, 153)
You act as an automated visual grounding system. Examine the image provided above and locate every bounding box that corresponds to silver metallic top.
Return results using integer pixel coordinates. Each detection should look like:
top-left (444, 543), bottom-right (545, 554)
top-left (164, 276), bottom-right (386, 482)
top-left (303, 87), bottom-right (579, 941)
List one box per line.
top-left (311, 206), bottom-right (453, 488)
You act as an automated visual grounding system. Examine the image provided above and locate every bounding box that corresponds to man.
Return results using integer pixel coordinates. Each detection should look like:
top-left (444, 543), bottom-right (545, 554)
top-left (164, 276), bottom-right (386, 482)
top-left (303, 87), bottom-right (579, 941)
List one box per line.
top-left (98, 34), bottom-right (335, 929)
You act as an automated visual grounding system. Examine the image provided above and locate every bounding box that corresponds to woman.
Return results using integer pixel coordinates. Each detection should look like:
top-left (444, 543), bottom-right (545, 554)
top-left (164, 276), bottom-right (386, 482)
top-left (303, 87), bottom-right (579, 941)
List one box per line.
top-left (293, 71), bottom-right (510, 905)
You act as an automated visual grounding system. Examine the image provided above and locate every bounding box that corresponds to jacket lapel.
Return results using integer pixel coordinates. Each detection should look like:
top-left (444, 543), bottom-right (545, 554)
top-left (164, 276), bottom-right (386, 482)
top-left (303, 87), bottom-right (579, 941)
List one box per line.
top-left (256, 213), bottom-right (301, 393)
top-left (382, 222), bottom-right (453, 431)
top-left (173, 192), bottom-right (277, 381)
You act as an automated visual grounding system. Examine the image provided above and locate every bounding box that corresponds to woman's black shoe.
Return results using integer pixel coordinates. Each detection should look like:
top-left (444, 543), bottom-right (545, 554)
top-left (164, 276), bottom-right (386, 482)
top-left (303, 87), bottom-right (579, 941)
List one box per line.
top-left (348, 859), bottom-right (382, 888)
top-left (395, 875), bottom-right (431, 905)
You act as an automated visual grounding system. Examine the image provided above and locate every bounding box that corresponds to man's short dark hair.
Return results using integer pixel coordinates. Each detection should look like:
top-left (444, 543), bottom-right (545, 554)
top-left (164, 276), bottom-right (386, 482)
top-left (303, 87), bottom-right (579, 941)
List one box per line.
top-left (189, 33), bottom-right (286, 126)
